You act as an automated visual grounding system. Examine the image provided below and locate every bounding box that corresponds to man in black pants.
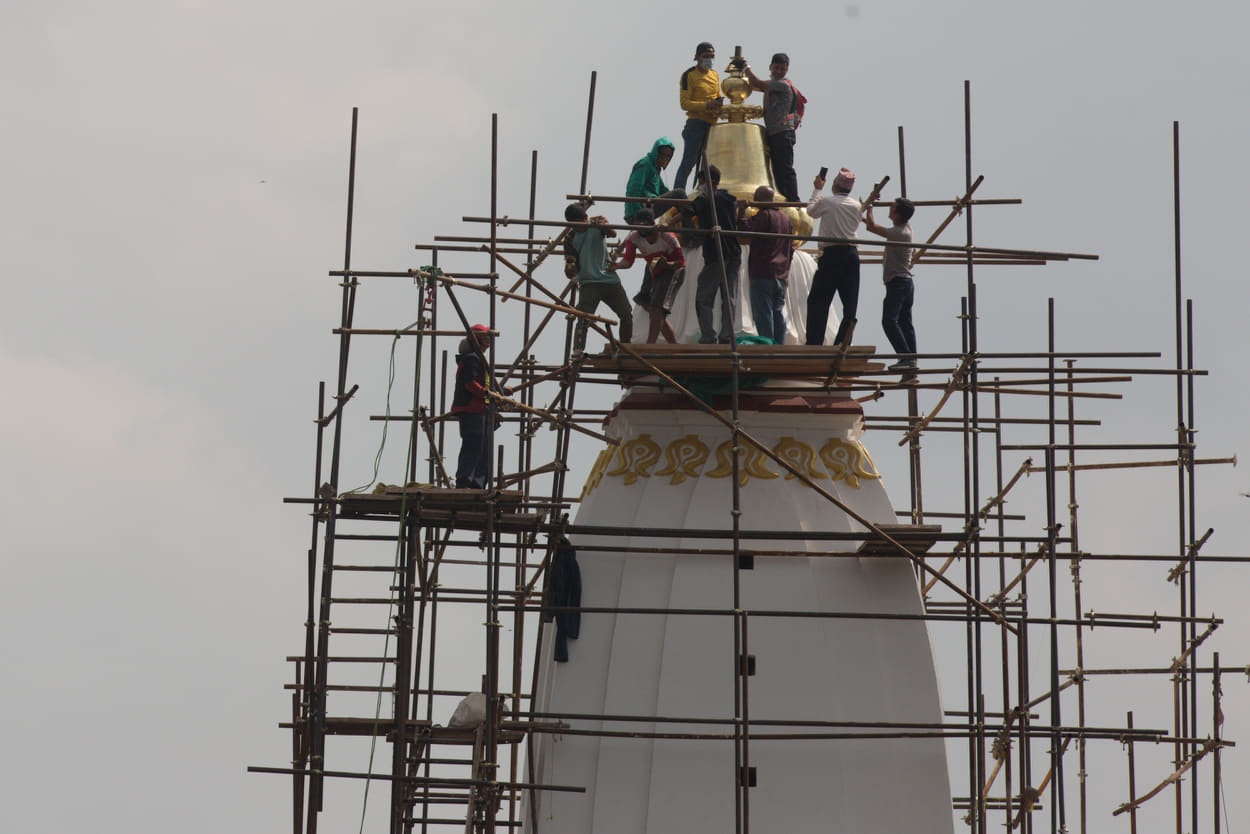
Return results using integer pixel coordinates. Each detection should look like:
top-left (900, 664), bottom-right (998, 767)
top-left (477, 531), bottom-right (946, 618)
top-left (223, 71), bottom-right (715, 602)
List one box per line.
top-left (681, 165), bottom-right (741, 344)
top-left (740, 52), bottom-right (801, 202)
top-left (805, 168), bottom-right (861, 347)
top-left (451, 324), bottom-right (498, 489)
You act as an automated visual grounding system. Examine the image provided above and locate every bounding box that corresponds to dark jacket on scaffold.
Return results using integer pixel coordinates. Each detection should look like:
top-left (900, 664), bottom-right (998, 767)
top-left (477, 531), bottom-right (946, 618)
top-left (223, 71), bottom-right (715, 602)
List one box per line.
top-left (452, 336), bottom-right (492, 488)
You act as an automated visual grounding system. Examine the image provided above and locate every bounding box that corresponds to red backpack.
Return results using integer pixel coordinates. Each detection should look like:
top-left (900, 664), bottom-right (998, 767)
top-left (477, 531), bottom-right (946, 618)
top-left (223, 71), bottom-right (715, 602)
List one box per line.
top-left (781, 79), bottom-right (807, 130)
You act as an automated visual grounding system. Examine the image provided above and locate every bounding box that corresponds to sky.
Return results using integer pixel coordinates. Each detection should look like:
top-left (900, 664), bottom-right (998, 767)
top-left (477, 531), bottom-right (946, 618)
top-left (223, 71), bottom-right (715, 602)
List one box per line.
top-left (3, 1), bottom-right (1249, 832)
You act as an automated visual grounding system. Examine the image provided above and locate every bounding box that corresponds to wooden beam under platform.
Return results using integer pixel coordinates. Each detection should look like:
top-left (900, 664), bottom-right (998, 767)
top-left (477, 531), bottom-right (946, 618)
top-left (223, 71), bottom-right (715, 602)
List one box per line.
top-left (580, 342), bottom-right (886, 381)
top-left (337, 487), bottom-right (547, 532)
top-left (856, 524), bottom-right (944, 557)
top-left (281, 716), bottom-right (533, 745)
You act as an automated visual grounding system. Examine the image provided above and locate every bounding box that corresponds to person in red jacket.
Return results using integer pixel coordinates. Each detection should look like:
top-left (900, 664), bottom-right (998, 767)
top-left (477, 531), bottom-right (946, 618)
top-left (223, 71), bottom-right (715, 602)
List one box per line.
top-left (451, 324), bottom-right (499, 489)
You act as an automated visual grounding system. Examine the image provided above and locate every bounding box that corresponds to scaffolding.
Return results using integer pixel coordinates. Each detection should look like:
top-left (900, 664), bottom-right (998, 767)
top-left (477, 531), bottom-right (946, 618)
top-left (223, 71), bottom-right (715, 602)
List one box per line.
top-left (249, 78), bottom-right (1245, 834)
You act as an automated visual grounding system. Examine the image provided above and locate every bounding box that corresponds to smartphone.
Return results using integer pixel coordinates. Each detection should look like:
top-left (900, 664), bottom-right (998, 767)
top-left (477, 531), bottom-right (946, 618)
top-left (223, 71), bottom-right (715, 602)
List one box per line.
top-left (818, 166), bottom-right (829, 180)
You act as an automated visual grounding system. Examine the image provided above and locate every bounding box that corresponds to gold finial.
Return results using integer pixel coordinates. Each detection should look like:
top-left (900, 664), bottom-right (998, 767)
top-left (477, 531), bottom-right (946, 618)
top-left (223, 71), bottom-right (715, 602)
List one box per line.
top-left (720, 45), bottom-right (763, 123)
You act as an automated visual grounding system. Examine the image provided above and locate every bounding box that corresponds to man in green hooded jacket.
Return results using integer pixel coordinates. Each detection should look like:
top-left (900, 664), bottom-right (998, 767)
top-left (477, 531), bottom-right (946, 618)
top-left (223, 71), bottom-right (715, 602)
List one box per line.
top-left (624, 137), bottom-right (676, 224)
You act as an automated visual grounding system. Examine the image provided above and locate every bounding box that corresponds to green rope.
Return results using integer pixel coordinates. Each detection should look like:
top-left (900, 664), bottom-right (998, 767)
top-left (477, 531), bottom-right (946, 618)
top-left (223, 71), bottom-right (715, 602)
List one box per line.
top-left (658, 333), bottom-right (775, 398)
top-left (340, 318), bottom-right (422, 497)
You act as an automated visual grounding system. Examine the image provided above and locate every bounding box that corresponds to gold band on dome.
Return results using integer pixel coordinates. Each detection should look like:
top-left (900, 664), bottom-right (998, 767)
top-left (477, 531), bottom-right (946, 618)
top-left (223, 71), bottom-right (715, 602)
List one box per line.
top-left (581, 434), bottom-right (881, 497)
top-left (604, 434), bottom-right (662, 485)
top-left (655, 434), bottom-right (711, 485)
top-left (707, 439), bottom-right (778, 486)
top-left (820, 437), bottom-right (881, 490)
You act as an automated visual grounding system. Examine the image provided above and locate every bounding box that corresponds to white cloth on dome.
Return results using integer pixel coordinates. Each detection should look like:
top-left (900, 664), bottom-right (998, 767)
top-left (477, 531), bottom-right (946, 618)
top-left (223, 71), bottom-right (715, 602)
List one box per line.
top-left (447, 692), bottom-right (486, 728)
top-left (626, 247), bottom-right (835, 345)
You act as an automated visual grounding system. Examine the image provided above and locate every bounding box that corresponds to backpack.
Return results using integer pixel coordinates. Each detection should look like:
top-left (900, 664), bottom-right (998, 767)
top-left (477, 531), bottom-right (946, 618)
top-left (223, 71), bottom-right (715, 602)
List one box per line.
top-left (781, 79), bottom-right (807, 130)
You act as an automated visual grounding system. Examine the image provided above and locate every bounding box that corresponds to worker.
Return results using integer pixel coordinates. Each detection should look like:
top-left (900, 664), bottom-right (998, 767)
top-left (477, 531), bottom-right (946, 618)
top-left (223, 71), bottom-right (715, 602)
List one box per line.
top-left (673, 41), bottom-right (723, 192)
top-left (736, 53), bottom-right (803, 202)
top-left (611, 207), bottom-right (686, 344)
top-left (681, 164), bottom-right (741, 344)
top-left (805, 167), bottom-right (861, 347)
top-left (737, 185), bottom-right (794, 343)
top-left (863, 197), bottom-right (918, 376)
top-left (451, 324), bottom-right (501, 490)
top-left (625, 137), bottom-right (676, 225)
top-left (564, 203), bottom-right (634, 356)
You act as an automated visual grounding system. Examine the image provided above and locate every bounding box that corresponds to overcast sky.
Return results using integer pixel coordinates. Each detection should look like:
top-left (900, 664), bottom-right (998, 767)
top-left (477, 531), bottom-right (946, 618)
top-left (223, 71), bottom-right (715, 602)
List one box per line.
top-left (3, 1), bottom-right (1248, 832)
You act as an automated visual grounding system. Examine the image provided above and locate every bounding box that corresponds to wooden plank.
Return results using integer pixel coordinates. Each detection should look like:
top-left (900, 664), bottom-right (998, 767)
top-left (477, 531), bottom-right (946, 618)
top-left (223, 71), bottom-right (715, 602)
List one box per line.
top-left (856, 524), bottom-right (944, 557)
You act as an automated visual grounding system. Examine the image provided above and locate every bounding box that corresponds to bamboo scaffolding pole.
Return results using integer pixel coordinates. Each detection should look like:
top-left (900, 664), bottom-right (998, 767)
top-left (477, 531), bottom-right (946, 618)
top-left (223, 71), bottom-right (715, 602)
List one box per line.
top-left (461, 215), bottom-right (1099, 261)
top-left (1167, 526), bottom-right (1215, 583)
top-left (424, 269), bottom-right (616, 327)
top-left (858, 175), bottom-right (891, 217)
top-left (1169, 622), bottom-right (1219, 674)
top-left (1010, 736), bottom-right (1071, 830)
top-left (912, 174), bottom-right (984, 266)
top-left (415, 407), bottom-right (452, 488)
top-left (899, 356), bottom-right (975, 446)
top-left (435, 235), bottom-right (556, 246)
top-left (1113, 739), bottom-right (1227, 816)
top-left (505, 229), bottom-right (568, 295)
top-left (1026, 457), bottom-right (1234, 475)
top-left (414, 244), bottom-right (548, 256)
top-left (970, 384), bottom-right (1121, 400)
top-left (490, 389), bottom-right (618, 446)
top-left (984, 551), bottom-right (1046, 609)
top-left (566, 191), bottom-right (1023, 209)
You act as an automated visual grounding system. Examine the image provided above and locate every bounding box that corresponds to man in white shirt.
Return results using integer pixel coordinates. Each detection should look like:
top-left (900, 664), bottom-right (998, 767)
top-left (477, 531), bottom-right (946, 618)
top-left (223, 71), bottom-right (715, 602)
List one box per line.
top-left (805, 167), bottom-right (861, 346)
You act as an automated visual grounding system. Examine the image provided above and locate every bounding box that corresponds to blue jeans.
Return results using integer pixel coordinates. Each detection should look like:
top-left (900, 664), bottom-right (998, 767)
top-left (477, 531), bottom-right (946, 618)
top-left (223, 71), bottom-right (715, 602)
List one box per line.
top-left (805, 245), bottom-right (860, 346)
top-left (695, 256), bottom-right (740, 343)
top-left (674, 118), bottom-right (711, 192)
top-left (881, 276), bottom-right (916, 357)
top-left (750, 279), bottom-right (787, 343)
top-left (456, 411), bottom-right (493, 489)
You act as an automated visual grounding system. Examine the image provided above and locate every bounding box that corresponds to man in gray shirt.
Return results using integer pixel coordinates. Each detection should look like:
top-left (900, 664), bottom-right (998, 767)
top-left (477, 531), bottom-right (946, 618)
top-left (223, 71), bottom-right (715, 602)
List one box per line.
top-left (863, 197), bottom-right (918, 372)
top-left (739, 53), bottom-right (801, 202)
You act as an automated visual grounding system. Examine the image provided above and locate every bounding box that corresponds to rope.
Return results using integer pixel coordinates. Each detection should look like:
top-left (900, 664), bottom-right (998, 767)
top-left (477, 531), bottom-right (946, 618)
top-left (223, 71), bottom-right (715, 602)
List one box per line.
top-left (343, 267), bottom-right (436, 496)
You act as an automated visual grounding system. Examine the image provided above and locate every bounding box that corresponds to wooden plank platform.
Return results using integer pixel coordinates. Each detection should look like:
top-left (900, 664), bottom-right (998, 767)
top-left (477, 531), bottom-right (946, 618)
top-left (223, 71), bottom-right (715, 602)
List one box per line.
top-left (281, 716), bottom-right (529, 744)
top-left (338, 487), bottom-right (547, 532)
top-left (581, 343), bottom-right (885, 379)
top-left (855, 524), bottom-right (944, 557)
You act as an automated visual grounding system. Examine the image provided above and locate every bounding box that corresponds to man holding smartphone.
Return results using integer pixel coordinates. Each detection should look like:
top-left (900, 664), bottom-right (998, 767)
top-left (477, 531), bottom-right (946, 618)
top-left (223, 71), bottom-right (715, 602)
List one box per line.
top-left (805, 167), bottom-right (861, 347)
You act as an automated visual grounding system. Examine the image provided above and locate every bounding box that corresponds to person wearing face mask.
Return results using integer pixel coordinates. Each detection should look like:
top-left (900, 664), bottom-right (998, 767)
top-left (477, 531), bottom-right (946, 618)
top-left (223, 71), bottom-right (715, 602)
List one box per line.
top-left (739, 52), bottom-right (802, 202)
top-left (674, 41), bottom-right (723, 192)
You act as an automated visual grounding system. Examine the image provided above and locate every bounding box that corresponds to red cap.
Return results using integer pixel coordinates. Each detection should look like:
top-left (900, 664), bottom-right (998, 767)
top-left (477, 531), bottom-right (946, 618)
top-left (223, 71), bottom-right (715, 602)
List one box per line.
top-left (471, 324), bottom-right (491, 334)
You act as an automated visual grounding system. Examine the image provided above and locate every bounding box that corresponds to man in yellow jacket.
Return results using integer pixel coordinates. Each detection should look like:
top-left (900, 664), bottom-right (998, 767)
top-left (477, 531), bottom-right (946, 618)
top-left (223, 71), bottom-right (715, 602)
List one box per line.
top-left (674, 41), bottom-right (723, 192)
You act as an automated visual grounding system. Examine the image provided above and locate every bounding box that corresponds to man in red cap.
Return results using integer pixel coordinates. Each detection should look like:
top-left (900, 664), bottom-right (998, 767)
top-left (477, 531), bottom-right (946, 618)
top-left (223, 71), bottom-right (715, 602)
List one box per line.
top-left (451, 324), bottom-right (497, 489)
top-left (805, 167), bottom-right (861, 347)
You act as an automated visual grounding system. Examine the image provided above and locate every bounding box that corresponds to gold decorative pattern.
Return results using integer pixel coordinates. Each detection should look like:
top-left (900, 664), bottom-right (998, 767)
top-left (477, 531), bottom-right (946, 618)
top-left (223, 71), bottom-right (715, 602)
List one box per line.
top-left (580, 446), bottom-right (616, 500)
top-left (772, 436), bottom-right (827, 481)
top-left (655, 434), bottom-right (711, 485)
top-left (819, 438), bottom-right (882, 490)
top-left (706, 439), bottom-right (778, 487)
top-left (605, 434), bottom-right (662, 485)
top-left (586, 433), bottom-right (882, 492)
